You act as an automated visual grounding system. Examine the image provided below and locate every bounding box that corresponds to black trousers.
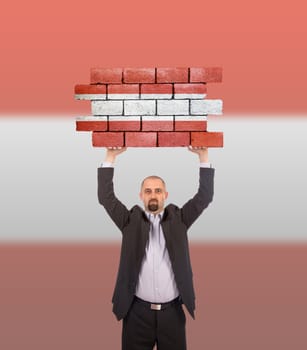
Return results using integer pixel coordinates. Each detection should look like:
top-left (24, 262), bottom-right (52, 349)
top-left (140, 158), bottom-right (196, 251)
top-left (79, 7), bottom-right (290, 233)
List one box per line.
top-left (122, 297), bottom-right (187, 350)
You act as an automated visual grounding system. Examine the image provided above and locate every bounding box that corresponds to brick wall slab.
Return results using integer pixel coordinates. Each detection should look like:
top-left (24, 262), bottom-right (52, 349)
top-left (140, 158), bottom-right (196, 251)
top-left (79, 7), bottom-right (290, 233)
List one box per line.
top-left (76, 66), bottom-right (223, 148)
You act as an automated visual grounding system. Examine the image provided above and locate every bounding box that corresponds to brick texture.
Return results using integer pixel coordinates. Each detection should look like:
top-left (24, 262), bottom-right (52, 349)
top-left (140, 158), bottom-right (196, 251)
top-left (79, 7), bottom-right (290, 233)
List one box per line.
top-left (75, 66), bottom-right (223, 148)
top-left (191, 132), bottom-right (224, 147)
top-left (157, 100), bottom-right (189, 115)
top-left (174, 83), bottom-right (207, 99)
top-left (92, 101), bottom-right (123, 115)
top-left (158, 132), bottom-right (190, 147)
top-left (92, 132), bottom-right (124, 147)
top-left (125, 132), bottom-right (157, 147)
top-left (175, 117), bottom-right (207, 131)
top-left (90, 68), bottom-right (122, 84)
top-left (190, 67), bottom-right (223, 83)
top-left (141, 84), bottom-right (172, 99)
top-left (157, 68), bottom-right (189, 83)
top-left (191, 99), bottom-right (223, 115)
top-left (76, 117), bottom-right (107, 131)
top-left (142, 117), bottom-right (174, 131)
top-left (123, 68), bottom-right (155, 83)
top-left (108, 117), bottom-right (141, 131)
top-left (107, 84), bottom-right (139, 100)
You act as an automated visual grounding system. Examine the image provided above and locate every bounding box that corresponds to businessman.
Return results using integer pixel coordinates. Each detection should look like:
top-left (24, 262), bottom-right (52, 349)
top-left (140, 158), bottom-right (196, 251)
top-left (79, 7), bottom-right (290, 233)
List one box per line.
top-left (98, 146), bottom-right (215, 350)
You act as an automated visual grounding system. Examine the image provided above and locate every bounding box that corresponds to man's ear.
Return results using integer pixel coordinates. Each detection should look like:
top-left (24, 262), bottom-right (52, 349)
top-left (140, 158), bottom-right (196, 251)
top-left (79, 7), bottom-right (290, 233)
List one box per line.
top-left (165, 191), bottom-right (169, 200)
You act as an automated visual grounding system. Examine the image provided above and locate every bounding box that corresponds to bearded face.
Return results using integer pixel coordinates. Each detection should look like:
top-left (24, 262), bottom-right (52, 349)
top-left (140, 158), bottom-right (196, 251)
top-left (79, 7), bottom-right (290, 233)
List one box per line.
top-left (139, 177), bottom-right (168, 214)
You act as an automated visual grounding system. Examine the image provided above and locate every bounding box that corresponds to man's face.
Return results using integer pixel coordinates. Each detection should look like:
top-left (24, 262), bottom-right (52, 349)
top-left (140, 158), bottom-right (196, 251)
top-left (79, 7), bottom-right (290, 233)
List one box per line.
top-left (139, 178), bottom-right (168, 214)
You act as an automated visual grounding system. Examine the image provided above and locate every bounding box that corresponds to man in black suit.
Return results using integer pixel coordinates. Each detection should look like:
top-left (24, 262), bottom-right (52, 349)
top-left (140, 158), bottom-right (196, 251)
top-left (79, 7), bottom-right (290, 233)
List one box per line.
top-left (98, 146), bottom-right (215, 350)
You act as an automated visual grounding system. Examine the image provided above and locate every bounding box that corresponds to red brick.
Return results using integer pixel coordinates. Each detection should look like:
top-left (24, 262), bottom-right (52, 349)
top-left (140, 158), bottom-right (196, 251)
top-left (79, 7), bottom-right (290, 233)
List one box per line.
top-left (109, 117), bottom-right (140, 131)
top-left (125, 132), bottom-right (157, 147)
top-left (90, 68), bottom-right (123, 84)
top-left (158, 132), bottom-right (190, 147)
top-left (123, 68), bottom-right (155, 83)
top-left (75, 84), bottom-right (106, 94)
top-left (189, 67), bottom-right (222, 83)
top-left (142, 117), bottom-right (173, 131)
top-left (76, 120), bottom-right (107, 131)
top-left (108, 84), bottom-right (139, 94)
top-left (175, 120), bottom-right (207, 131)
top-left (157, 68), bottom-right (189, 83)
top-left (191, 132), bottom-right (224, 147)
top-left (141, 84), bottom-right (172, 95)
top-left (174, 83), bottom-right (207, 95)
top-left (92, 132), bottom-right (124, 147)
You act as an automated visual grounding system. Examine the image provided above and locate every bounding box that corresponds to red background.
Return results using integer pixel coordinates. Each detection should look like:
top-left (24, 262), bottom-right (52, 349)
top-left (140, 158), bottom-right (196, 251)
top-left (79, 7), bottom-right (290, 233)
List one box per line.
top-left (1, 0), bottom-right (307, 115)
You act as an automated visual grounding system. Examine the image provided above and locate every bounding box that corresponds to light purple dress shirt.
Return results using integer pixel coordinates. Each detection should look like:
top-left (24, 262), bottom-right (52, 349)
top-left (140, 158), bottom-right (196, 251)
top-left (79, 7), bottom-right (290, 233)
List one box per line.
top-left (135, 211), bottom-right (179, 303)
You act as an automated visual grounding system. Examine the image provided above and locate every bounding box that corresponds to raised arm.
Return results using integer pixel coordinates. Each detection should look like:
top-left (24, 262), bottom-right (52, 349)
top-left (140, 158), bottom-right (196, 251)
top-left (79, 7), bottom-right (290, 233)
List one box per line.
top-left (98, 147), bottom-right (130, 231)
top-left (103, 147), bottom-right (127, 164)
top-left (180, 146), bottom-right (215, 228)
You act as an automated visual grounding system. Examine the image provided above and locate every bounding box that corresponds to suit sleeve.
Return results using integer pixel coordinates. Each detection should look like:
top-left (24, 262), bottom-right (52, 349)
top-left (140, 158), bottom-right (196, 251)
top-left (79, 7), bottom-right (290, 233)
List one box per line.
top-left (180, 167), bottom-right (215, 229)
top-left (97, 167), bottom-right (130, 231)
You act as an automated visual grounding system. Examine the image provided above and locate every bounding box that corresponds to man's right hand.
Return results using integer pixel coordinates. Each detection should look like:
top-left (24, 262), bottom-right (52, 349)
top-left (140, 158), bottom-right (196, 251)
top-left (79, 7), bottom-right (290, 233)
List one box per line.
top-left (104, 147), bottom-right (127, 163)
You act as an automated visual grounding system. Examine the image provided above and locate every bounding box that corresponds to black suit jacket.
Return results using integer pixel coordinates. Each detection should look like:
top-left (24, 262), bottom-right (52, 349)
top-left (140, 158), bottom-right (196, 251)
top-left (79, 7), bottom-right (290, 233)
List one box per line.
top-left (98, 166), bottom-right (215, 320)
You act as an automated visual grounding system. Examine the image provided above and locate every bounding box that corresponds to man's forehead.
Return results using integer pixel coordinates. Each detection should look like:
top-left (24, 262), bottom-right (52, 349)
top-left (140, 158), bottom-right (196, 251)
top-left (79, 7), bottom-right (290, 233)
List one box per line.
top-left (142, 178), bottom-right (165, 188)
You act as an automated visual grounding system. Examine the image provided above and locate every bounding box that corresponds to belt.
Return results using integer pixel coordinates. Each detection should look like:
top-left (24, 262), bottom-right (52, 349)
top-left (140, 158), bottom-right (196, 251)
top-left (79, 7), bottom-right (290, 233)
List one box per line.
top-left (134, 296), bottom-right (181, 311)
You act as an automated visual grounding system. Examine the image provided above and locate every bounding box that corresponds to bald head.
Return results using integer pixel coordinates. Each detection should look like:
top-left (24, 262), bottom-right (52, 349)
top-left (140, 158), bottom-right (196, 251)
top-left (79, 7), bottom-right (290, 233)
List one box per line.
top-left (140, 175), bottom-right (166, 190)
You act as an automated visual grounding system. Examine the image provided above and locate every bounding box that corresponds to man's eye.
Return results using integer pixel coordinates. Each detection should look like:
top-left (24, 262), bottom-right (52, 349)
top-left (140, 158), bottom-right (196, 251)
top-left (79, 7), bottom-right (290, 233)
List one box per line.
top-left (145, 189), bottom-right (151, 194)
top-left (155, 189), bottom-right (162, 193)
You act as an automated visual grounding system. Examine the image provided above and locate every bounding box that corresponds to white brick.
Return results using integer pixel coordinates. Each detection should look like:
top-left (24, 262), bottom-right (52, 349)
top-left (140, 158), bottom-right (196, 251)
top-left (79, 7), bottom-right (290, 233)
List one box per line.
top-left (157, 100), bottom-right (189, 115)
top-left (174, 116), bottom-right (207, 121)
top-left (75, 94), bottom-right (106, 100)
top-left (142, 116), bottom-right (174, 122)
top-left (141, 93), bottom-right (172, 100)
top-left (108, 93), bottom-right (139, 100)
top-left (191, 99), bottom-right (223, 115)
top-left (108, 116), bottom-right (141, 121)
top-left (91, 101), bottom-right (123, 115)
top-left (174, 93), bottom-right (206, 99)
top-left (124, 100), bottom-right (156, 115)
top-left (76, 116), bottom-right (108, 121)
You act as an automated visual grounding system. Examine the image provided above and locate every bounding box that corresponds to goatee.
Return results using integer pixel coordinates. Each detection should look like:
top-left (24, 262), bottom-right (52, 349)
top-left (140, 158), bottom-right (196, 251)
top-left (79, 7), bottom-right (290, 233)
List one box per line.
top-left (148, 200), bottom-right (158, 212)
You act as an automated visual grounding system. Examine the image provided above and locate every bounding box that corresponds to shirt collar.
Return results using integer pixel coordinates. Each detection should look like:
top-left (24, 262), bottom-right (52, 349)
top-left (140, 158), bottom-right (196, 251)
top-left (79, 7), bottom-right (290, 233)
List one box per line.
top-left (145, 210), bottom-right (164, 221)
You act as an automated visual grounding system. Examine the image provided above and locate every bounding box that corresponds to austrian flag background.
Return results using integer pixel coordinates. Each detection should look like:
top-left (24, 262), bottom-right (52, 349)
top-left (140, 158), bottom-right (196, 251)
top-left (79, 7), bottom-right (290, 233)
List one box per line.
top-left (1, 0), bottom-right (307, 349)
